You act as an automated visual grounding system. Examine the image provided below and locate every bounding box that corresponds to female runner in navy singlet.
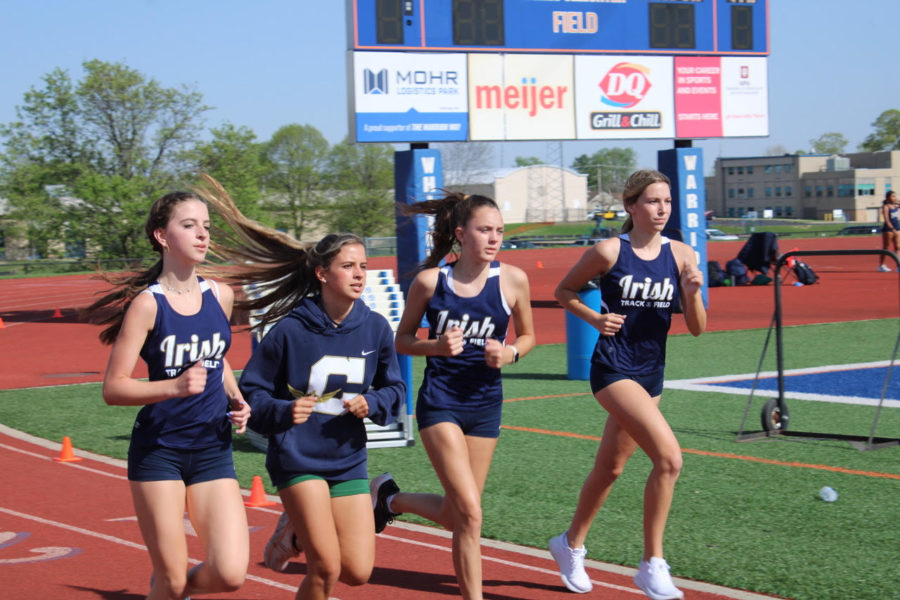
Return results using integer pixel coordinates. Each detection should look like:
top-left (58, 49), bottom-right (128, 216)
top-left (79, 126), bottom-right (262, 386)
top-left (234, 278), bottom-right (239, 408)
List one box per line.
top-left (370, 191), bottom-right (536, 600)
top-left (87, 189), bottom-right (251, 600)
top-left (197, 176), bottom-right (405, 600)
top-left (548, 170), bottom-right (706, 600)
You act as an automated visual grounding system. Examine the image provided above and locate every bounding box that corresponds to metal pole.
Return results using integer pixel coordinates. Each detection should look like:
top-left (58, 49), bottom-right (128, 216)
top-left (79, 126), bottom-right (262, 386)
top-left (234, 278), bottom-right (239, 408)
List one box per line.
top-left (773, 255), bottom-right (787, 428)
top-left (772, 247), bottom-right (899, 436)
top-left (867, 248), bottom-right (900, 448)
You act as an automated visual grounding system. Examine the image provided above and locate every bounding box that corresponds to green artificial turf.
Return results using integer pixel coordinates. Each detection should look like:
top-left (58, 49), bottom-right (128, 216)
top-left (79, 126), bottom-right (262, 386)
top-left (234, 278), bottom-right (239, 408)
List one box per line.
top-left (1, 319), bottom-right (898, 599)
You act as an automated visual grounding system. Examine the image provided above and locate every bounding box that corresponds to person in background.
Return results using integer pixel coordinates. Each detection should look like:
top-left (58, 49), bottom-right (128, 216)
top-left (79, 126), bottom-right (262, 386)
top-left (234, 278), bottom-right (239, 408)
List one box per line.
top-left (86, 189), bottom-right (250, 600)
top-left (370, 191), bottom-right (535, 600)
top-left (877, 190), bottom-right (899, 272)
top-left (197, 176), bottom-right (405, 600)
top-left (549, 170), bottom-right (706, 599)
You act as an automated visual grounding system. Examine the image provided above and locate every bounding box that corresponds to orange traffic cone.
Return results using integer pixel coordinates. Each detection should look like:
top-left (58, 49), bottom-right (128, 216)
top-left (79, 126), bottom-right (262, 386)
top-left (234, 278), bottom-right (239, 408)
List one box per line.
top-left (52, 308), bottom-right (63, 318)
top-left (244, 475), bottom-right (276, 507)
top-left (0, 317), bottom-right (5, 329)
top-left (786, 247), bottom-right (799, 268)
top-left (53, 436), bottom-right (83, 462)
top-left (536, 261), bottom-right (544, 269)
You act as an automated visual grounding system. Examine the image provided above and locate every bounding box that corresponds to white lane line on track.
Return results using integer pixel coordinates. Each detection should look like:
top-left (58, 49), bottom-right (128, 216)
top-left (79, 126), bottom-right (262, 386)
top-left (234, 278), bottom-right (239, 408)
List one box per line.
top-left (0, 506), bottom-right (148, 552)
top-left (0, 424), bottom-right (129, 467)
top-left (380, 532), bottom-right (641, 594)
top-left (1, 425), bottom-right (776, 600)
top-left (0, 506), bottom-right (299, 593)
top-left (0, 443), bottom-right (128, 480)
top-left (388, 523), bottom-right (781, 599)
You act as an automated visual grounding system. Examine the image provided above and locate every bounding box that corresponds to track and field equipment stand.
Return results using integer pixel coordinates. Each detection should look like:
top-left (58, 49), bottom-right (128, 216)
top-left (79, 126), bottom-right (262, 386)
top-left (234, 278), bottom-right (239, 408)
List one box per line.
top-left (737, 249), bottom-right (900, 451)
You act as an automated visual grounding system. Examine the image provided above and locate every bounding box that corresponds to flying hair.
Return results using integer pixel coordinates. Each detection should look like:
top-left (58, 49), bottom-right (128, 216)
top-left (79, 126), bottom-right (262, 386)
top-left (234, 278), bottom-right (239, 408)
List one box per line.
top-left (195, 173), bottom-right (364, 330)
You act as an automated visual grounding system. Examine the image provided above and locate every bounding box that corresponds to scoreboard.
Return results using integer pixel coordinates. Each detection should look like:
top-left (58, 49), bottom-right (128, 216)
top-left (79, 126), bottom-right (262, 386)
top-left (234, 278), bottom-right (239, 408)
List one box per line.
top-left (349, 2), bottom-right (743, 312)
top-left (351, 0), bottom-right (768, 56)
top-left (347, 0), bottom-right (770, 143)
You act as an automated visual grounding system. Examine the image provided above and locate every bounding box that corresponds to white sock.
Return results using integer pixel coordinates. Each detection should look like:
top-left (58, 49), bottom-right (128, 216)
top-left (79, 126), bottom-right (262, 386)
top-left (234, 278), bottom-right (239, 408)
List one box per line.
top-left (385, 493), bottom-right (397, 513)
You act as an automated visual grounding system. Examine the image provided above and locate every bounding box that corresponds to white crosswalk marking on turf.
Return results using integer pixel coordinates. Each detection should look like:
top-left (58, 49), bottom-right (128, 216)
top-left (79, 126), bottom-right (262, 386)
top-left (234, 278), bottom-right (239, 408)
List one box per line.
top-left (666, 360), bottom-right (900, 408)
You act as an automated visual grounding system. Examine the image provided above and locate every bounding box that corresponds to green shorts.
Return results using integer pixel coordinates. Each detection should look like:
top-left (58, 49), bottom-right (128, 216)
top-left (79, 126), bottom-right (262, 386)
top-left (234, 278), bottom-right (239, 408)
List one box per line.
top-left (277, 474), bottom-right (369, 498)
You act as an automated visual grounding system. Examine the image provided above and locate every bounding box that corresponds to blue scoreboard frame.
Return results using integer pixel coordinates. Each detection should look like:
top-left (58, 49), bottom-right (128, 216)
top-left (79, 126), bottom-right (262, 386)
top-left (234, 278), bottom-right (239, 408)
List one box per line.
top-left (350, 0), bottom-right (768, 56)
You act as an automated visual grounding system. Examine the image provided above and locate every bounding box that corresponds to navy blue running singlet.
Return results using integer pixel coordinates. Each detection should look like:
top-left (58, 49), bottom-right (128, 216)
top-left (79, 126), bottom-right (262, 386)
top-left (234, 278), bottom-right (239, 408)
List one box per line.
top-left (592, 235), bottom-right (680, 376)
top-left (418, 261), bottom-right (512, 411)
top-left (134, 278), bottom-right (232, 449)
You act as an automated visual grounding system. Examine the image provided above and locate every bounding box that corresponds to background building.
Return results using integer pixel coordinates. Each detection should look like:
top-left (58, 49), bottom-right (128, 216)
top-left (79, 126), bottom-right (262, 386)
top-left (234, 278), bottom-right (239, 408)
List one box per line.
top-left (446, 164), bottom-right (588, 223)
top-left (706, 150), bottom-right (898, 222)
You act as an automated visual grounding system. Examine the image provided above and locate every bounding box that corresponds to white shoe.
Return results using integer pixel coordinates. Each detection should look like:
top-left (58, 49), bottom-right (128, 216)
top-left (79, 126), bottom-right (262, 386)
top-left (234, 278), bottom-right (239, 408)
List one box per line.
top-left (548, 531), bottom-right (592, 593)
top-left (877, 265), bottom-right (892, 272)
top-left (263, 511), bottom-right (301, 572)
top-left (634, 557), bottom-right (684, 600)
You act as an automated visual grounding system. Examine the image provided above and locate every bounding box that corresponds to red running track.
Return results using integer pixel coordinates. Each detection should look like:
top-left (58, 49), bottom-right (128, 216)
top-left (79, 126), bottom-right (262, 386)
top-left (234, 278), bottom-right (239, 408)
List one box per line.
top-left (0, 236), bottom-right (896, 390)
top-left (0, 236), bottom-right (891, 598)
top-left (0, 426), bottom-right (777, 600)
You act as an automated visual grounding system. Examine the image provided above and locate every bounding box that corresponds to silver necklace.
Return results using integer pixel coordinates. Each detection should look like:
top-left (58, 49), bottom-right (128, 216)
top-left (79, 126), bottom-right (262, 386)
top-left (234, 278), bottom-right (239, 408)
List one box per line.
top-left (162, 282), bottom-right (194, 295)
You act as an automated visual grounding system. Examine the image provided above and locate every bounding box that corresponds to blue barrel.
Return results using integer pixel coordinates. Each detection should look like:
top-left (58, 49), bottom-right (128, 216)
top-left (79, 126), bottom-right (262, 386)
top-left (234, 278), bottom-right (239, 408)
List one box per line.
top-left (565, 287), bottom-right (602, 380)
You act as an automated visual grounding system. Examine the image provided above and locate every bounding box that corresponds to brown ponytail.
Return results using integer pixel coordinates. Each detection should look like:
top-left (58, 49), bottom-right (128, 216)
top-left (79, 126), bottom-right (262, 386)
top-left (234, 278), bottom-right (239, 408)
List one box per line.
top-left (402, 191), bottom-right (499, 269)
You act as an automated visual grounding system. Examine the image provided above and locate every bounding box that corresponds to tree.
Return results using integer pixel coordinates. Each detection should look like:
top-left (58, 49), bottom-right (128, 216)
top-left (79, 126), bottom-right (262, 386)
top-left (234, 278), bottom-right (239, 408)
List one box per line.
top-left (809, 132), bottom-right (848, 155)
top-left (0, 68), bottom-right (95, 258)
top-left (77, 59), bottom-right (207, 180)
top-left (515, 156), bottom-right (543, 167)
top-left (435, 142), bottom-right (495, 185)
top-left (189, 123), bottom-right (269, 223)
top-left (0, 60), bottom-right (210, 258)
top-left (860, 109), bottom-right (900, 152)
top-left (0, 166), bottom-right (65, 259)
top-left (322, 139), bottom-right (394, 238)
top-left (570, 147), bottom-right (636, 197)
top-left (326, 138), bottom-right (394, 192)
top-left (66, 173), bottom-right (154, 258)
top-left (262, 124), bottom-right (330, 239)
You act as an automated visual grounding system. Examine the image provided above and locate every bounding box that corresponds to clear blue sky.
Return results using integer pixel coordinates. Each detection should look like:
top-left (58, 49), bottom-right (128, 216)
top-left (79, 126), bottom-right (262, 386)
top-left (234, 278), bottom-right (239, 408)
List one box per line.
top-left (2, 1), bottom-right (898, 174)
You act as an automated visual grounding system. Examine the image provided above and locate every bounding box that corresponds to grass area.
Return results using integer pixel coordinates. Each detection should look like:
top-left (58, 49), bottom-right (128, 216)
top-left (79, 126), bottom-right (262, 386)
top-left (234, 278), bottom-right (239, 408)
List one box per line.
top-left (503, 218), bottom-right (858, 241)
top-left (706, 219), bottom-right (852, 238)
top-left (504, 220), bottom-right (612, 238)
top-left (1, 320), bottom-right (898, 599)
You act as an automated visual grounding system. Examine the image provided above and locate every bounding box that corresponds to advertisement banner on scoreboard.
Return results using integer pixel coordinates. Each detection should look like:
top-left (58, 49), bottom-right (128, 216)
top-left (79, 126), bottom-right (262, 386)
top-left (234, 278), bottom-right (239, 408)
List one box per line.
top-left (352, 51), bottom-right (468, 142)
top-left (468, 53), bottom-right (575, 141)
top-left (721, 56), bottom-right (769, 137)
top-left (574, 55), bottom-right (674, 140)
top-left (673, 56), bottom-right (723, 138)
top-left (350, 50), bottom-right (767, 143)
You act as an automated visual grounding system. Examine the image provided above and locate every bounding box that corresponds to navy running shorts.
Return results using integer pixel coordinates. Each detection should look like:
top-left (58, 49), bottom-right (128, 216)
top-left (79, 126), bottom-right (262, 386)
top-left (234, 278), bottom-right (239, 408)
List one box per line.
top-left (590, 363), bottom-right (665, 398)
top-left (416, 403), bottom-right (503, 439)
top-left (128, 442), bottom-right (236, 484)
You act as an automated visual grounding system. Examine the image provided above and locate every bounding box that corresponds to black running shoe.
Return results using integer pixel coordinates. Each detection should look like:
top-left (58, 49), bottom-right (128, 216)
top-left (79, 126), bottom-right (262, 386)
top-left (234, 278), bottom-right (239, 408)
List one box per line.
top-left (370, 472), bottom-right (402, 533)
